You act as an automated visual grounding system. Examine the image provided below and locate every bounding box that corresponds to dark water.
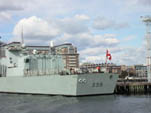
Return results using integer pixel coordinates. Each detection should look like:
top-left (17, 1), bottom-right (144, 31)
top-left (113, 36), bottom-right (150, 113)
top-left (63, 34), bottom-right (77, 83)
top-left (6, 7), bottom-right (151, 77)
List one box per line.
top-left (0, 94), bottom-right (151, 113)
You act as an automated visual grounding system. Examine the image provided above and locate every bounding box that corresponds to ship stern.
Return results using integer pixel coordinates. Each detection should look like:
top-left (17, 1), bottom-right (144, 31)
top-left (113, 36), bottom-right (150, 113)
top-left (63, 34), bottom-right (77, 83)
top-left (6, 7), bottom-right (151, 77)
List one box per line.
top-left (75, 73), bottom-right (118, 96)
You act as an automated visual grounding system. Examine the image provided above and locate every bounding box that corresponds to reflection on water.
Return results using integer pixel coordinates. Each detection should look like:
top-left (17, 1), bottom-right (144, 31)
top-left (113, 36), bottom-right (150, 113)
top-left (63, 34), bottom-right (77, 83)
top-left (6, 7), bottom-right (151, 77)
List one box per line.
top-left (0, 94), bottom-right (151, 113)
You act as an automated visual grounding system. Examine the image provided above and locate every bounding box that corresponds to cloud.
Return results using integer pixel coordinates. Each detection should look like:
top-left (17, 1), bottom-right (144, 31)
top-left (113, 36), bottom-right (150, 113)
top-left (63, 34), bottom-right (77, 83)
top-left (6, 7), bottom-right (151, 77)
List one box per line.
top-left (115, 47), bottom-right (146, 65)
top-left (79, 44), bottom-right (123, 60)
top-left (0, 5), bottom-right (23, 12)
top-left (114, 23), bottom-right (129, 30)
top-left (0, 0), bottom-right (31, 12)
top-left (93, 17), bottom-right (129, 30)
top-left (0, 0), bottom-right (148, 67)
top-left (11, 14), bottom-right (145, 65)
top-left (56, 16), bottom-right (89, 35)
top-left (115, 0), bottom-right (151, 9)
top-left (127, 0), bottom-right (151, 6)
top-left (123, 35), bottom-right (136, 41)
top-left (0, 0), bottom-right (25, 21)
top-left (12, 16), bottom-right (122, 64)
top-left (93, 17), bottom-right (114, 30)
top-left (53, 32), bottom-right (119, 51)
top-left (79, 46), bottom-right (122, 57)
top-left (91, 34), bottom-right (120, 47)
top-left (80, 46), bottom-right (146, 65)
top-left (81, 56), bottom-right (106, 64)
top-left (74, 14), bottom-right (90, 20)
top-left (12, 15), bottom-right (91, 45)
top-left (139, 0), bottom-right (151, 6)
top-left (0, 0), bottom-right (35, 21)
top-left (0, 12), bottom-right (11, 21)
top-left (79, 46), bottom-right (123, 64)
top-left (12, 16), bottom-right (60, 45)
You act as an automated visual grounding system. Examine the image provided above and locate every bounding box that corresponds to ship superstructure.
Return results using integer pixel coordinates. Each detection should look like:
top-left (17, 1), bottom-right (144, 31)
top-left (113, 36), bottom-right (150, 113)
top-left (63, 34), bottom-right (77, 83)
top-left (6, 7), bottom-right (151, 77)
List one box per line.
top-left (0, 42), bottom-right (118, 96)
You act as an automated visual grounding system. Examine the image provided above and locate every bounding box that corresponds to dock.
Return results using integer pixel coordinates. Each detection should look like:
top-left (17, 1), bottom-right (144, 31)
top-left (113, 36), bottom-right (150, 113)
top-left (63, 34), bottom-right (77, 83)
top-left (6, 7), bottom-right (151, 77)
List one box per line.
top-left (115, 81), bottom-right (151, 94)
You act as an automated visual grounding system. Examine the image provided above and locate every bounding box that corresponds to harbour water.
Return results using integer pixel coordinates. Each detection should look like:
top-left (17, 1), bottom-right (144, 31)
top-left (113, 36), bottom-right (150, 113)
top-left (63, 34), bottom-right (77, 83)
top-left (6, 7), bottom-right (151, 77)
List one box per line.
top-left (0, 94), bottom-right (151, 113)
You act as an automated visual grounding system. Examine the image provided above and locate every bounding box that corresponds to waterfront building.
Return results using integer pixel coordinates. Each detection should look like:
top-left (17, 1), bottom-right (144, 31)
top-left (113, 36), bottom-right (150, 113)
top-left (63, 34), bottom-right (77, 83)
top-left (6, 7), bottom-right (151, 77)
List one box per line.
top-left (134, 65), bottom-right (147, 77)
top-left (120, 65), bottom-right (128, 71)
top-left (54, 43), bottom-right (79, 69)
top-left (80, 63), bottom-right (121, 74)
top-left (127, 66), bottom-right (136, 75)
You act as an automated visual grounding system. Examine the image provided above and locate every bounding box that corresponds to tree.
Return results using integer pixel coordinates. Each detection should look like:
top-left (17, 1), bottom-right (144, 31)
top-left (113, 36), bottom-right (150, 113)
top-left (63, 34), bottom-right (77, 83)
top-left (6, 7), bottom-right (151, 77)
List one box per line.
top-left (119, 71), bottom-right (128, 78)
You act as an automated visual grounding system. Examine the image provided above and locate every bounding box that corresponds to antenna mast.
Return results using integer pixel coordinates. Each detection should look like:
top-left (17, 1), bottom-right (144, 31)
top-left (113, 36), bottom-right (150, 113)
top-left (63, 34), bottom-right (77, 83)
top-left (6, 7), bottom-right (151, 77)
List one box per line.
top-left (141, 15), bottom-right (151, 82)
top-left (21, 25), bottom-right (24, 45)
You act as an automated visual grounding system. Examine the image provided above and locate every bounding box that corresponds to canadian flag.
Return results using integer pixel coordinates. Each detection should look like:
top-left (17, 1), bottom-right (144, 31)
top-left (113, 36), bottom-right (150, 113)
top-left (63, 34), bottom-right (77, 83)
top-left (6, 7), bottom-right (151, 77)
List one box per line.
top-left (106, 50), bottom-right (112, 60)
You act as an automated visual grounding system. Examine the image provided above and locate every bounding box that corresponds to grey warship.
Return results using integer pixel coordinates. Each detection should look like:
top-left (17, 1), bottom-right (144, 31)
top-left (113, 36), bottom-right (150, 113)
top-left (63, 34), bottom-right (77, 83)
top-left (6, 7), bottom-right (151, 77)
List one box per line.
top-left (0, 41), bottom-right (118, 96)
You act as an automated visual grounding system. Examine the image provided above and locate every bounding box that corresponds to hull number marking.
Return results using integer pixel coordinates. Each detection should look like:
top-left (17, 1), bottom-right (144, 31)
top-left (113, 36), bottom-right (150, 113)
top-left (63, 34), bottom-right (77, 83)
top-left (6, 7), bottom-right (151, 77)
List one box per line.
top-left (92, 82), bottom-right (103, 87)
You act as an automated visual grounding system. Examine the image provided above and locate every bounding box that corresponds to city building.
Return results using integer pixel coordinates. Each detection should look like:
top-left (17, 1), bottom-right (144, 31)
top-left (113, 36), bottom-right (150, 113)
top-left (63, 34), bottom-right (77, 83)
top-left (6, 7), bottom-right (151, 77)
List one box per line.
top-left (55, 43), bottom-right (79, 69)
top-left (120, 65), bottom-right (128, 71)
top-left (134, 65), bottom-right (147, 77)
top-left (80, 63), bottom-right (121, 74)
top-left (126, 66), bottom-right (136, 74)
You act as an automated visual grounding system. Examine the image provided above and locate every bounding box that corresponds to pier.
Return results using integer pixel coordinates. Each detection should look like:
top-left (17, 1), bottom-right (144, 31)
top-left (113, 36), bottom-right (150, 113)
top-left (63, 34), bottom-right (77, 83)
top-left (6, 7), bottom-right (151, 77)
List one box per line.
top-left (115, 81), bottom-right (151, 94)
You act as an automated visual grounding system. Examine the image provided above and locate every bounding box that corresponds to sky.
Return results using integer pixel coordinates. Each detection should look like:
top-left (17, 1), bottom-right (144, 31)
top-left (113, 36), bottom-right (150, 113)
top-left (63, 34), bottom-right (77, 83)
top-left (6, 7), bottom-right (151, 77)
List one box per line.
top-left (0, 0), bottom-right (151, 65)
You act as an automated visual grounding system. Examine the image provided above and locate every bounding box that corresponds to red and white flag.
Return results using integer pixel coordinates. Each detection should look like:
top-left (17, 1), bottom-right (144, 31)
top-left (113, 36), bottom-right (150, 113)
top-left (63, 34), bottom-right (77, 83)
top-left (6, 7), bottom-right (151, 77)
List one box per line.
top-left (106, 50), bottom-right (112, 60)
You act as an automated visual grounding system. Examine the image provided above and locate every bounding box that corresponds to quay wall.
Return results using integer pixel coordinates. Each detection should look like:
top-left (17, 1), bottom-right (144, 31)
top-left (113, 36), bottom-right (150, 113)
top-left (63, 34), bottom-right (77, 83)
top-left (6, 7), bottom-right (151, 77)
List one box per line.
top-left (115, 82), bottom-right (151, 94)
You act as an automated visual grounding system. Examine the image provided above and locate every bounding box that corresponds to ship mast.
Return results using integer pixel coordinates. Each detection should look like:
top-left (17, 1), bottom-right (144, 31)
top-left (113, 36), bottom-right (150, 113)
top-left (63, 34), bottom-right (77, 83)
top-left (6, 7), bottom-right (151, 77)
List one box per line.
top-left (21, 25), bottom-right (25, 47)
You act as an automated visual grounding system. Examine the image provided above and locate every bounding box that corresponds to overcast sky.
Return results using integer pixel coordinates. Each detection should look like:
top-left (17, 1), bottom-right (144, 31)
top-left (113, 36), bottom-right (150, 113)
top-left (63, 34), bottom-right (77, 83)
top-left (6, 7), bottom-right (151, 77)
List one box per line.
top-left (0, 0), bottom-right (151, 65)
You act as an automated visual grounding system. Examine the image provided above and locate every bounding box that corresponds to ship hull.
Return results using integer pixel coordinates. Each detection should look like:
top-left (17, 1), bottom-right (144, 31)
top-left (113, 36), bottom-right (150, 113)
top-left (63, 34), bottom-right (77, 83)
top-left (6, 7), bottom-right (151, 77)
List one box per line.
top-left (0, 73), bottom-right (118, 96)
